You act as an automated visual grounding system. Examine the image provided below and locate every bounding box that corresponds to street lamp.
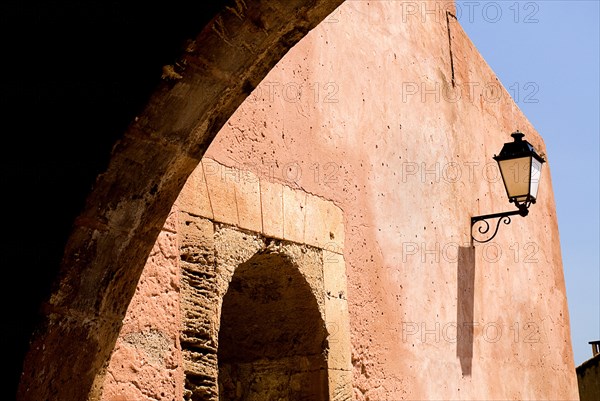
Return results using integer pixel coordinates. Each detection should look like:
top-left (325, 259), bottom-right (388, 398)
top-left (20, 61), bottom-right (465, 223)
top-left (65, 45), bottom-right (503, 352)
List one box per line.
top-left (471, 131), bottom-right (546, 244)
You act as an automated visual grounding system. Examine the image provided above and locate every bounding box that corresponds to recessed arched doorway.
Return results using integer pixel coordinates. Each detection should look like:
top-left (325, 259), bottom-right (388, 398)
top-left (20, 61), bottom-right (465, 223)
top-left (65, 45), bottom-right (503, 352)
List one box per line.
top-left (170, 163), bottom-right (352, 401)
top-left (218, 251), bottom-right (329, 400)
top-left (96, 162), bottom-right (352, 400)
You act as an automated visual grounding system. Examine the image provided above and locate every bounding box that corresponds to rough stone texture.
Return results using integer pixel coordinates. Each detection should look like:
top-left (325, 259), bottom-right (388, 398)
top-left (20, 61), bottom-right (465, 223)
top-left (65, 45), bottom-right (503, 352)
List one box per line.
top-left (99, 210), bottom-right (183, 401)
top-left (17, 1), bottom-right (346, 400)
top-left (101, 203), bottom-right (351, 400)
top-left (125, 201), bottom-right (349, 400)
top-left (209, 227), bottom-right (351, 400)
top-left (323, 250), bottom-right (348, 300)
top-left (178, 215), bottom-right (220, 401)
top-left (201, 1), bottom-right (578, 399)
top-left (173, 159), bottom-right (353, 398)
top-left (233, 168), bottom-right (263, 233)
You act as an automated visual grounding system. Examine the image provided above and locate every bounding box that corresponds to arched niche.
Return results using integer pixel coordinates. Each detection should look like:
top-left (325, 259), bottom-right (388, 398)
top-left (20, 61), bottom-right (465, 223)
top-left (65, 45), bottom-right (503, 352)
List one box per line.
top-left (218, 251), bottom-right (329, 400)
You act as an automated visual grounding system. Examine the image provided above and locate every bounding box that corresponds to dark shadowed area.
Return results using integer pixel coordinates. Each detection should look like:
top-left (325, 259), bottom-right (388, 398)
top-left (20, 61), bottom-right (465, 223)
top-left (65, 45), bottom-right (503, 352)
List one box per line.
top-left (2, 1), bottom-right (230, 395)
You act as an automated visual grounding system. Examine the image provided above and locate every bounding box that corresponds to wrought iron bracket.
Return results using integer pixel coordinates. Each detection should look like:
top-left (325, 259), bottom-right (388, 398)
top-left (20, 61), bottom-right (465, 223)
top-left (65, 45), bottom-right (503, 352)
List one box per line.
top-left (471, 206), bottom-right (529, 244)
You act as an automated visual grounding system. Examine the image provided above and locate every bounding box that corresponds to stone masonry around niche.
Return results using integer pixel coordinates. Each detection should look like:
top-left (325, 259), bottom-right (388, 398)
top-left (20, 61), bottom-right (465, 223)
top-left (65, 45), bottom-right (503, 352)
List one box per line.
top-left (99, 157), bottom-right (351, 401)
top-left (176, 159), bottom-right (352, 400)
top-left (177, 158), bottom-right (345, 254)
top-left (177, 158), bottom-right (352, 400)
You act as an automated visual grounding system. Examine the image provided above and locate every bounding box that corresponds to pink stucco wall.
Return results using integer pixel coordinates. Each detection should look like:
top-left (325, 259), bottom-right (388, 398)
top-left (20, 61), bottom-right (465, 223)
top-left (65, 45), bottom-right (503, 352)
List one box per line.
top-left (102, 1), bottom-right (578, 400)
top-left (204, 2), bottom-right (578, 399)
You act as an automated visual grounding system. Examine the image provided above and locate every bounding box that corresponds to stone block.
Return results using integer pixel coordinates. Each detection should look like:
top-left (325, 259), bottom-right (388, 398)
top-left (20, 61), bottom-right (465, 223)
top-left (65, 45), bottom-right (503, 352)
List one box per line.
top-left (280, 243), bottom-right (326, 312)
top-left (323, 250), bottom-right (347, 300)
top-left (304, 194), bottom-right (345, 252)
top-left (175, 162), bottom-right (213, 220)
top-left (234, 168), bottom-right (262, 233)
top-left (328, 369), bottom-right (353, 401)
top-left (324, 298), bottom-right (352, 371)
top-left (283, 186), bottom-right (306, 244)
top-left (203, 158), bottom-right (238, 226)
top-left (178, 214), bottom-right (215, 265)
top-left (260, 179), bottom-right (284, 239)
top-left (213, 225), bottom-right (264, 292)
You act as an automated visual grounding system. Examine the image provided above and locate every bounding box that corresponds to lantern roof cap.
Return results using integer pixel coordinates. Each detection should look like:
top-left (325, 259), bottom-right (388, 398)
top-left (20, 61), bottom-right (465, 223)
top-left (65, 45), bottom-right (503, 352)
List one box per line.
top-left (493, 131), bottom-right (546, 163)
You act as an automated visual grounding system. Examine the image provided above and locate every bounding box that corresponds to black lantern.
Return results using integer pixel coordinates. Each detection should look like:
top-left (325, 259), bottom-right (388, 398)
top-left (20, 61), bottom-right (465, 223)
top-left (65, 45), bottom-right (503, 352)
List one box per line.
top-left (494, 131), bottom-right (545, 213)
top-left (471, 131), bottom-right (546, 244)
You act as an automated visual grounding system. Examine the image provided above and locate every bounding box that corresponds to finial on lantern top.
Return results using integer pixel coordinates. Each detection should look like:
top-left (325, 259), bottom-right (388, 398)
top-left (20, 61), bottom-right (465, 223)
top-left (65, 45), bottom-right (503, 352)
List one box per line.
top-left (511, 131), bottom-right (525, 141)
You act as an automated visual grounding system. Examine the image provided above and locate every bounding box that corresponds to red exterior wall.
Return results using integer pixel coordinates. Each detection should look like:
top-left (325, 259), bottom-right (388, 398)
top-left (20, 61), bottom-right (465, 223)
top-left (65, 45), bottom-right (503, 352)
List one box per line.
top-left (102, 1), bottom-right (578, 400)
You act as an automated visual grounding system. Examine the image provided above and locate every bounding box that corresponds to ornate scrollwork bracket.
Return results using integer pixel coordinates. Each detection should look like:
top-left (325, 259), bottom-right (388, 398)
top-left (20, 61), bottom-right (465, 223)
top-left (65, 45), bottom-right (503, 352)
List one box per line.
top-left (471, 205), bottom-right (529, 244)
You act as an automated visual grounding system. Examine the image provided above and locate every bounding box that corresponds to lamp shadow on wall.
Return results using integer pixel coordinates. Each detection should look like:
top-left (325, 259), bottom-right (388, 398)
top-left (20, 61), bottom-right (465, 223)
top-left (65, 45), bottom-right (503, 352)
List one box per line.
top-left (457, 246), bottom-right (476, 376)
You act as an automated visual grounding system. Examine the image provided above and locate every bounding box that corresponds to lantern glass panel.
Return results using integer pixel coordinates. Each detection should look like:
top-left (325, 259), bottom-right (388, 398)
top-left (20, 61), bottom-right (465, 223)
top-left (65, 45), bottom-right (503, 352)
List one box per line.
top-left (530, 157), bottom-right (542, 200)
top-left (498, 156), bottom-right (532, 201)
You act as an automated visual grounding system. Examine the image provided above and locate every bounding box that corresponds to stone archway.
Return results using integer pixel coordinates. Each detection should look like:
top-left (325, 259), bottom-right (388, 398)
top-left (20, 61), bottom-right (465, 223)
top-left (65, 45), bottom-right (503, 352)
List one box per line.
top-left (163, 159), bottom-right (352, 400)
top-left (16, 2), bottom-right (345, 400)
top-left (218, 251), bottom-right (329, 400)
top-left (176, 212), bottom-right (350, 401)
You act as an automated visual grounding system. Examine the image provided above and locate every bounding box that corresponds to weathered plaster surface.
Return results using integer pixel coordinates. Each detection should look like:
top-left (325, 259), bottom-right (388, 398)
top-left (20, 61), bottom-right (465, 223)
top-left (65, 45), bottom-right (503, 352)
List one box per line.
top-left (103, 1), bottom-right (577, 400)
top-left (203, 1), bottom-right (578, 400)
